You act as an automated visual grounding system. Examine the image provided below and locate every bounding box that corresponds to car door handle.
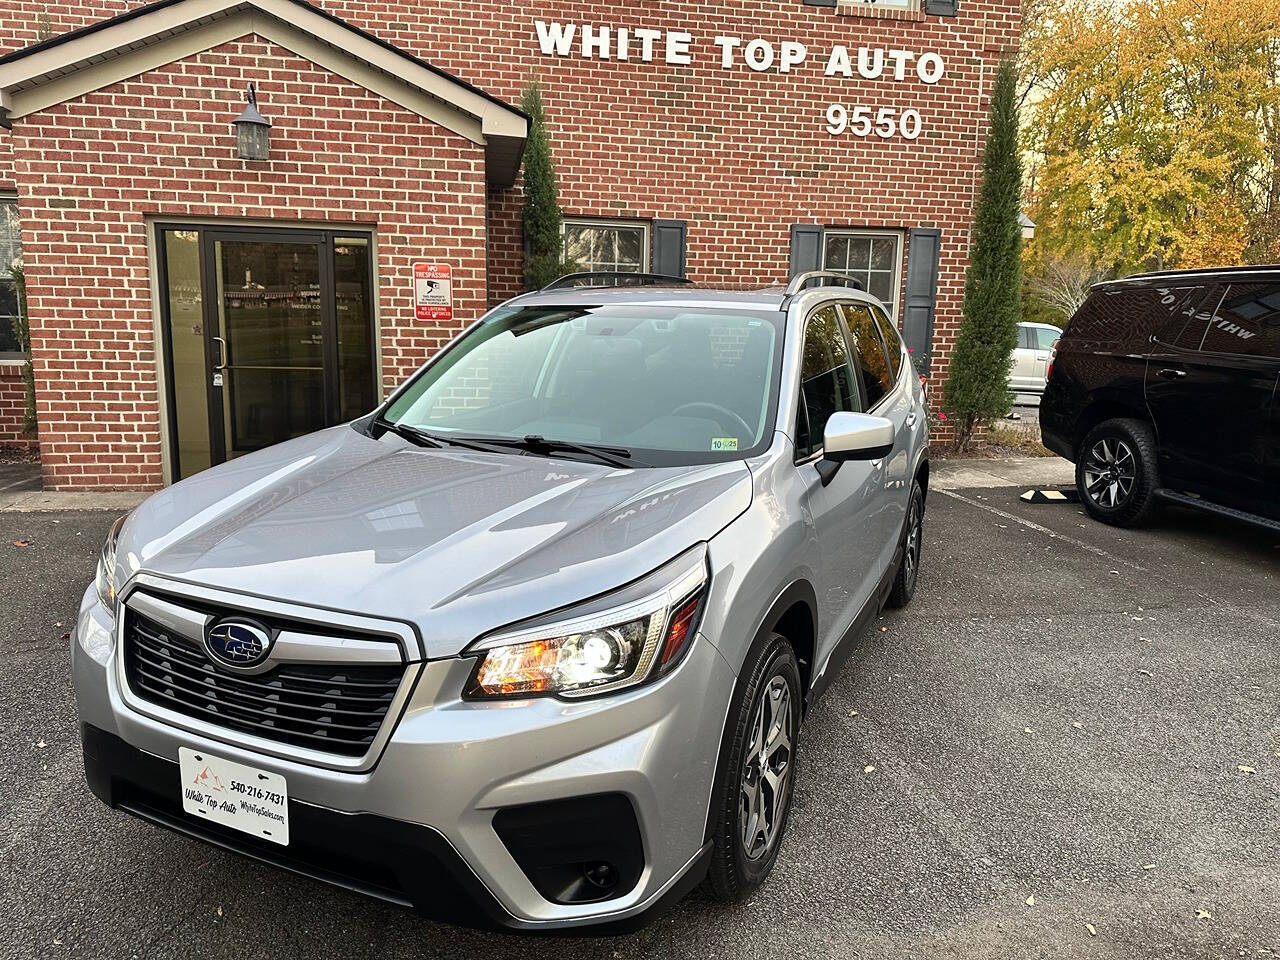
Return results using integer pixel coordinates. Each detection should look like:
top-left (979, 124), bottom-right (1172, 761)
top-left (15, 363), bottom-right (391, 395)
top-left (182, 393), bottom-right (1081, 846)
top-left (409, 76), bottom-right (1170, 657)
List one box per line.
top-left (906, 412), bottom-right (918, 428)
top-left (1156, 368), bottom-right (1187, 380)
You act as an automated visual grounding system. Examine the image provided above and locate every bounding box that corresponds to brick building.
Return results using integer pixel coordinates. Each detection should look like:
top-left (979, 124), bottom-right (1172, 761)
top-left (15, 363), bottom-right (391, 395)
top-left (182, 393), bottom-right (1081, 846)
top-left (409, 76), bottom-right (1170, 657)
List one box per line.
top-left (0, 0), bottom-right (1018, 490)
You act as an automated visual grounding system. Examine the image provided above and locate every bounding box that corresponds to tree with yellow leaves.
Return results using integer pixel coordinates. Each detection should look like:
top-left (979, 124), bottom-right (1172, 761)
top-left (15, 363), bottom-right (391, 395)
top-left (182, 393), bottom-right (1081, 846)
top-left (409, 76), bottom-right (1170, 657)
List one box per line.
top-left (1022, 0), bottom-right (1280, 276)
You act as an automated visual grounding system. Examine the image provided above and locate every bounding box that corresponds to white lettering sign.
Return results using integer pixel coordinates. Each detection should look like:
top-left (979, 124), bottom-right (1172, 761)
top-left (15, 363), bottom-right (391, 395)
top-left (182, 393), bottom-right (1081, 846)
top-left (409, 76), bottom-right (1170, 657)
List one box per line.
top-left (531, 21), bottom-right (947, 139)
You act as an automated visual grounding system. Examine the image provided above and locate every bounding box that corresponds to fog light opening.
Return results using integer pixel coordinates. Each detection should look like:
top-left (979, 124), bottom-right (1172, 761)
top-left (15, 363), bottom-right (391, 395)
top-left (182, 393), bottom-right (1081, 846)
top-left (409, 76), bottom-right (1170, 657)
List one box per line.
top-left (583, 860), bottom-right (618, 892)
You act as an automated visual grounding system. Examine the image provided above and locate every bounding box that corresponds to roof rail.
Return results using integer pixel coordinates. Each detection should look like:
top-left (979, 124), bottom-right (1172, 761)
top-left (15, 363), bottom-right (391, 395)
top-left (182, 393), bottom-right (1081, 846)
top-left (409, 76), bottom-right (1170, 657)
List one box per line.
top-left (783, 271), bottom-right (866, 297)
top-left (542, 272), bottom-right (694, 291)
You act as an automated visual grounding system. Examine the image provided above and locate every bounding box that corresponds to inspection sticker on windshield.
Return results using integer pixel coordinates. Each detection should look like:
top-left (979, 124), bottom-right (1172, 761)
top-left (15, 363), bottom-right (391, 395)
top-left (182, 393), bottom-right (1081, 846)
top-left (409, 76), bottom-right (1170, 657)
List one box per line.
top-left (711, 437), bottom-right (739, 451)
top-left (179, 747), bottom-right (289, 845)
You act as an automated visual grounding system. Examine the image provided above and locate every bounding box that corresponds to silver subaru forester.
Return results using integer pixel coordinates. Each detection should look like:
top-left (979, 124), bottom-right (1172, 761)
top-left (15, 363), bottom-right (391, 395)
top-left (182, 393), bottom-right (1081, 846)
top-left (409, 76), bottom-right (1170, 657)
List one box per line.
top-left (73, 273), bottom-right (929, 932)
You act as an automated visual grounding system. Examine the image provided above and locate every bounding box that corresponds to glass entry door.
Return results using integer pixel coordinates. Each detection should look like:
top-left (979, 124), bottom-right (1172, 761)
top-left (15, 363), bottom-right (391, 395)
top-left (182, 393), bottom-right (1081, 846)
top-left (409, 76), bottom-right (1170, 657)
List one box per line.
top-left (157, 225), bottom-right (377, 481)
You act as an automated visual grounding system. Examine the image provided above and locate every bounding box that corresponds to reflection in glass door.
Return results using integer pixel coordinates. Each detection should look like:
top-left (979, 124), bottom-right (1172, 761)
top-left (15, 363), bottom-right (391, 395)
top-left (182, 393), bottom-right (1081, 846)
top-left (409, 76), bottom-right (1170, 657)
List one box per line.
top-left (214, 236), bottom-right (325, 459)
top-left (157, 225), bottom-right (377, 481)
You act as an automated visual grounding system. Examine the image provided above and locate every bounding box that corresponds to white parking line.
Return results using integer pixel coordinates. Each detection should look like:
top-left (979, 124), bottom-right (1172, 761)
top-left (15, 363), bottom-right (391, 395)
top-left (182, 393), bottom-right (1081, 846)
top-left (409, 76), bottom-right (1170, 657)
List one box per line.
top-left (938, 488), bottom-right (1147, 572)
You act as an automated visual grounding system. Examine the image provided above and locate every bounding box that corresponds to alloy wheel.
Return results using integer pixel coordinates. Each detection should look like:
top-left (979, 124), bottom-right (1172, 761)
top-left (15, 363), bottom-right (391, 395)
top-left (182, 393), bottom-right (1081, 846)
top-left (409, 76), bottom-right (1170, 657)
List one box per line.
top-left (1083, 437), bottom-right (1137, 509)
top-left (740, 675), bottom-right (794, 861)
top-left (903, 496), bottom-right (922, 588)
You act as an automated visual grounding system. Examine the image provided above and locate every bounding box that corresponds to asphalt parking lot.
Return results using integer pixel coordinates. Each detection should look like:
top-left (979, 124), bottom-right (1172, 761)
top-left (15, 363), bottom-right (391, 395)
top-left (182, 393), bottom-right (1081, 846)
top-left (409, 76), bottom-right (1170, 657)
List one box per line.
top-left (1, 488), bottom-right (1277, 959)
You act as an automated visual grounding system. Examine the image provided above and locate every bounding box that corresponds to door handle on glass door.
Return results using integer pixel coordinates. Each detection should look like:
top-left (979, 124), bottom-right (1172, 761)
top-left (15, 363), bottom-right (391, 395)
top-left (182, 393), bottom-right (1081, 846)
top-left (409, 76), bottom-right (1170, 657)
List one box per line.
top-left (1156, 368), bottom-right (1186, 380)
top-left (212, 336), bottom-right (227, 371)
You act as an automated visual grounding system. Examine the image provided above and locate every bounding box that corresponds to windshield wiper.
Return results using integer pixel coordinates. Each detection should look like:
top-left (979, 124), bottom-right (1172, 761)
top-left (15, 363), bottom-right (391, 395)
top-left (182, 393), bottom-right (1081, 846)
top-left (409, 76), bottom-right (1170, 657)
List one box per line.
top-left (376, 419), bottom-right (645, 467)
top-left (374, 418), bottom-right (513, 455)
top-left (376, 417), bottom-right (443, 448)
top-left (477, 435), bottom-right (646, 469)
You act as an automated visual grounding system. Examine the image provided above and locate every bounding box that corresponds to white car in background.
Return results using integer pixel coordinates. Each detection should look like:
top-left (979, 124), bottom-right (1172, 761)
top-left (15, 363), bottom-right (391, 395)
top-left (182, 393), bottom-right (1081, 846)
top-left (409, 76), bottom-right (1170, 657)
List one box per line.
top-left (1010, 322), bottom-right (1063, 395)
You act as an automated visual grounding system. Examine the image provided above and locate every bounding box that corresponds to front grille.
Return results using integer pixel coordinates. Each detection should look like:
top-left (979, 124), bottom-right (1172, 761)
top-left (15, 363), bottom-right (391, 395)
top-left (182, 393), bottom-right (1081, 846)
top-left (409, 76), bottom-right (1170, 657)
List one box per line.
top-left (123, 611), bottom-right (404, 758)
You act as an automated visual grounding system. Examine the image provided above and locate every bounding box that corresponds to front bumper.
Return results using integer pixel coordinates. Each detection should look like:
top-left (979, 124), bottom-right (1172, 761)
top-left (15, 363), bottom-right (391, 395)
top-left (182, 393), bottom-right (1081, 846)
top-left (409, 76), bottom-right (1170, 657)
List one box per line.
top-left (72, 584), bottom-right (735, 931)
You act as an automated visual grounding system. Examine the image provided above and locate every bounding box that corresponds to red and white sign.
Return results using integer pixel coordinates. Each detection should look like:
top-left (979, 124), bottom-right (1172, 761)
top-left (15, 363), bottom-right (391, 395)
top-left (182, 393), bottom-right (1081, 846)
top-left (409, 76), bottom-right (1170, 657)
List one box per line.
top-left (413, 262), bottom-right (453, 322)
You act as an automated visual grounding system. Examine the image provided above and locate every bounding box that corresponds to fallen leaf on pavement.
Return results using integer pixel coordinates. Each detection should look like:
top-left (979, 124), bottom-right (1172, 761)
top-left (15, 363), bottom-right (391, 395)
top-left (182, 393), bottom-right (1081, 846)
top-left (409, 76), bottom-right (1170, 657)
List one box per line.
top-left (1086, 923), bottom-right (1096, 937)
top-left (1142, 864), bottom-right (1155, 870)
top-left (863, 765), bottom-right (875, 774)
top-left (1025, 895), bottom-right (1035, 906)
top-left (13, 539), bottom-right (31, 547)
top-left (1238, 765), bottom-right (1256, 774)
top-left (36, 740), bottom-right (47, 749)
top-left (1196, 909), bottom-right (1212, 920)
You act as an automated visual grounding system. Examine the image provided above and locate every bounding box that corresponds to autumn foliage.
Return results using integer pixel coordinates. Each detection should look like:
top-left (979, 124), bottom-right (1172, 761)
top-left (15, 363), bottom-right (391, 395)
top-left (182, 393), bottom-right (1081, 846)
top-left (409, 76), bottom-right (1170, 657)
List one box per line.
top-left (1022, 0), bottom-right (1280, 275)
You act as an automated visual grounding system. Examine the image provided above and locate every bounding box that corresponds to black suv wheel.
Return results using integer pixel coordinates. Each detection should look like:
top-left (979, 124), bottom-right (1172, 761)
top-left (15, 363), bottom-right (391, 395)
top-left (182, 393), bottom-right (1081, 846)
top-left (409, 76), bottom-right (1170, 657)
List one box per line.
top-left (1077, 418), bottom-right (1160, 527)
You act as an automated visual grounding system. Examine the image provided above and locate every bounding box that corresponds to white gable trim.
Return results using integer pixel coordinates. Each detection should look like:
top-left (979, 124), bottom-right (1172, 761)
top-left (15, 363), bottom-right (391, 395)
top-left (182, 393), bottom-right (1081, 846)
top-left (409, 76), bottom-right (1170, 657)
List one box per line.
top-left (0, 0), bottom-right (527, 182)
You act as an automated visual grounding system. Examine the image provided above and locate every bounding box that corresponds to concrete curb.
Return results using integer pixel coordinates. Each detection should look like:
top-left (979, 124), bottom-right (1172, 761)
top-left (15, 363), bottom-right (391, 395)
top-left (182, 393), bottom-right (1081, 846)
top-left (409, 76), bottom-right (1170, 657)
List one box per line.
top-left (0, 491), bottom-right (149, 512)
top-left (0, 457), bottom-right (1074, 510)
top-left (933, 456), bottom-right (1074, 491)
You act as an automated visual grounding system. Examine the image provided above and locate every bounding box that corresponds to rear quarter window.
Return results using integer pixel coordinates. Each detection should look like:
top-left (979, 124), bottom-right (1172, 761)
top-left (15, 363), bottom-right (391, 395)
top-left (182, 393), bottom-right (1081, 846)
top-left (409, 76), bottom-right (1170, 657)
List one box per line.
top-left (1069, 284), bottom-right (1209, 348)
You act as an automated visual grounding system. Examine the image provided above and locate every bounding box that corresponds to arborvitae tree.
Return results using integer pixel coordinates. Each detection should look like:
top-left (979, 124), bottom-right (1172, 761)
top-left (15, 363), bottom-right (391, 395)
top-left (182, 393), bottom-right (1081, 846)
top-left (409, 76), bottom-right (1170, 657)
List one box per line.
top-left (520, 79), bottom-right (576, 290)
top-left (943, 59), bottom-right (1024, 451)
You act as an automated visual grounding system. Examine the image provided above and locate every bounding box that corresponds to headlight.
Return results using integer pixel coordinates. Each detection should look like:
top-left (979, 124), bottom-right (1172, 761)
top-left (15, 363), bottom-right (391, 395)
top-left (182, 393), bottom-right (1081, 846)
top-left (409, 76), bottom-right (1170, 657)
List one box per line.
top-left (465, 547), bottom-right (708, 700)
top-left (94, 514), bottom-right (128, 615)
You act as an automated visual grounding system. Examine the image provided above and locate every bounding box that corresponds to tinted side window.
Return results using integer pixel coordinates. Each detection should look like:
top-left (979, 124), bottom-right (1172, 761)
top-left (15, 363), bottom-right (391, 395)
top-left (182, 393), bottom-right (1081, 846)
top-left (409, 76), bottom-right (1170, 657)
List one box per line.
top-left (1071, 286), bottom-right (1168, 344)
top-left (870, 305), bottom-right (904, 381)
top-left (844, 304), bottom-right (893, 408)
top-left (1034, 327), bottom-right (1062, 350)
top-left (795, 305), bottom-right (861, 459)
top-left (1199, 283), bottom-right (1280, 358)
top-left (1017, 326), bottom-right (1032, 349)
top-left (1153, 285), bottom-right (1216, 349)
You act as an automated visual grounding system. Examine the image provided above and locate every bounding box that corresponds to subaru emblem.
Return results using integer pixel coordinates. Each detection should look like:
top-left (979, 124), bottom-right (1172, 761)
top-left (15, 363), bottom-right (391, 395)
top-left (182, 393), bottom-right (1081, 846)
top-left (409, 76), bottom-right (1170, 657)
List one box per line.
top-left (204, 619), bottom-right (273, 669)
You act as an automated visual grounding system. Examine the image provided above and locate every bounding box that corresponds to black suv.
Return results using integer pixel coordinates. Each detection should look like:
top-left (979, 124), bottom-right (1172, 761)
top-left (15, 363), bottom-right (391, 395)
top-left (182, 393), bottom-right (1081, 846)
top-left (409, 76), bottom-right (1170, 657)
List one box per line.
top-left (1041, 267), bottom-right (1280, 529)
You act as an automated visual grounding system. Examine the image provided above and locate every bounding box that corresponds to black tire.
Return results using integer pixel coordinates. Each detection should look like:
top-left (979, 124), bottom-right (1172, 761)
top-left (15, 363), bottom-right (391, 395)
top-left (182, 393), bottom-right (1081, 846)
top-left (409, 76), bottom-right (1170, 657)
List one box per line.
top-left (1076, 418), bottom-right (1160, 527)
top-left (885, 482), bottom-right (925, 609)
top-left (704, 633), bottom-right (802, 903)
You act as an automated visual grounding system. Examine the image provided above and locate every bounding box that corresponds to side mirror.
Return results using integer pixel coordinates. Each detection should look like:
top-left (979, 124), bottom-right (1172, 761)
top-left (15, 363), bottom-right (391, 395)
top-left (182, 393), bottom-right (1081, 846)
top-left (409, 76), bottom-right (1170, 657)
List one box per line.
top-left (816, 412), bottom-right (895, 485)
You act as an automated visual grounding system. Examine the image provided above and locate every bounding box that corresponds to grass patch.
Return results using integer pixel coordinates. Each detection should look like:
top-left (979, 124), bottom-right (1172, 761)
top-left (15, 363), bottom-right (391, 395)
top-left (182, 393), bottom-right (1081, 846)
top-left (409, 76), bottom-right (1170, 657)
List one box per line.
top-left (985, 421), bottom-right (1054, 457)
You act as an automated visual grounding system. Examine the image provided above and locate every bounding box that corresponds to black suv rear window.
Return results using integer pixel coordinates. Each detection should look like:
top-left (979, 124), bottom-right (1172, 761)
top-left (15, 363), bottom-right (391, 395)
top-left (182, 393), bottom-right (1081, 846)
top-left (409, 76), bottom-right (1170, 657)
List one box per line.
top-left (1068, 287), bottom-right (1163, 343)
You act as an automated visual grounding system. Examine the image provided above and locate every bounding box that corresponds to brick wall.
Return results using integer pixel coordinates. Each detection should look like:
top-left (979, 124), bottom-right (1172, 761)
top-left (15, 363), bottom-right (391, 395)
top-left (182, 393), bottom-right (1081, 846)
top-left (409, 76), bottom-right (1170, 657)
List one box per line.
top-left (0, 0), bottom-right (1019, 486)
top-left (322, 0), bottom-right (1020, 354)
top-left (0, 364), bottom-right (34, 446)
top-left (7, 36), bottom-right (487, 489)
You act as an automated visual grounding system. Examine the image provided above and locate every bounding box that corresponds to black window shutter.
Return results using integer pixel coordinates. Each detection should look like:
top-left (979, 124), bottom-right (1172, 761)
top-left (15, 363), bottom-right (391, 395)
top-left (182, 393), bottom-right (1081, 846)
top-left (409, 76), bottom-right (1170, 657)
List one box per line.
top-left (652, 220), bottom-right (688, 278)
top-left (789, 224), bottom-right (825, 278)
top-left (903, 228), bottom-right (942, 375)
top-left (923, 0), bottom-right (959, 16)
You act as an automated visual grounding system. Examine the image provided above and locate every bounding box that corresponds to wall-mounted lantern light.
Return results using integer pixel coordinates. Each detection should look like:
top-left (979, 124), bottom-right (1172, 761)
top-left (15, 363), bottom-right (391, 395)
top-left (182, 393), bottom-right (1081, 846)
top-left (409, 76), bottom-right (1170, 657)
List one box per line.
top-left (233, 83), bottom-right (271, 161)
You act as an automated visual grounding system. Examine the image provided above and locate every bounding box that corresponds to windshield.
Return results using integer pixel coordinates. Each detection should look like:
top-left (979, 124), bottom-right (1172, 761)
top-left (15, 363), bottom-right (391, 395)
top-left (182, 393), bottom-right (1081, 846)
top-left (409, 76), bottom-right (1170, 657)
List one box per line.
top-left (381, 303), bottom-right (784, 466)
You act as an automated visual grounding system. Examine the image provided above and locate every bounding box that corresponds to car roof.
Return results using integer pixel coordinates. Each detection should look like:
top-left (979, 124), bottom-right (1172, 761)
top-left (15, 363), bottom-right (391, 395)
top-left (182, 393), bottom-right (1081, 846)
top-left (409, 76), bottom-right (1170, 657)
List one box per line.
top-left (1100, 265), bottom-right (1280, 288)
top-left (507, 284), bottom-right (788, 311)
top-left (506, 282), bottom-right (897, 314)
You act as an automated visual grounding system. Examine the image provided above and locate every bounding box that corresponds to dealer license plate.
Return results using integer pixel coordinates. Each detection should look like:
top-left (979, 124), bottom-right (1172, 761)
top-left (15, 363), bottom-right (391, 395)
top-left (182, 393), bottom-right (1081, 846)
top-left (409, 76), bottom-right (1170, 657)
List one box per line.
top-left (178, 747), bottom-right (290, 846)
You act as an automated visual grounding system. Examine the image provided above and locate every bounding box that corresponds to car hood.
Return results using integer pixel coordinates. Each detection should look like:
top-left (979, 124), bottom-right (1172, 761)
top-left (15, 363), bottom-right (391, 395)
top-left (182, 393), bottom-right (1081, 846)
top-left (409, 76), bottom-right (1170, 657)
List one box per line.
top-left (117, 426), bottom-right (752, 659)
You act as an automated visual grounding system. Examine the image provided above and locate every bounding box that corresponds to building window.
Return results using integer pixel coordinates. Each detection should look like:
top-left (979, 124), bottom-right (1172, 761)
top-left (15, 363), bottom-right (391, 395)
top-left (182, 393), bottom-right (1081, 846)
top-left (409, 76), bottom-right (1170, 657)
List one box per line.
top-left (0, 197), bottom-right (23, 358)
top-left (563, 219), bottom-right (650, 275)
top-left (823, 230), bottom-right (903, 317)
